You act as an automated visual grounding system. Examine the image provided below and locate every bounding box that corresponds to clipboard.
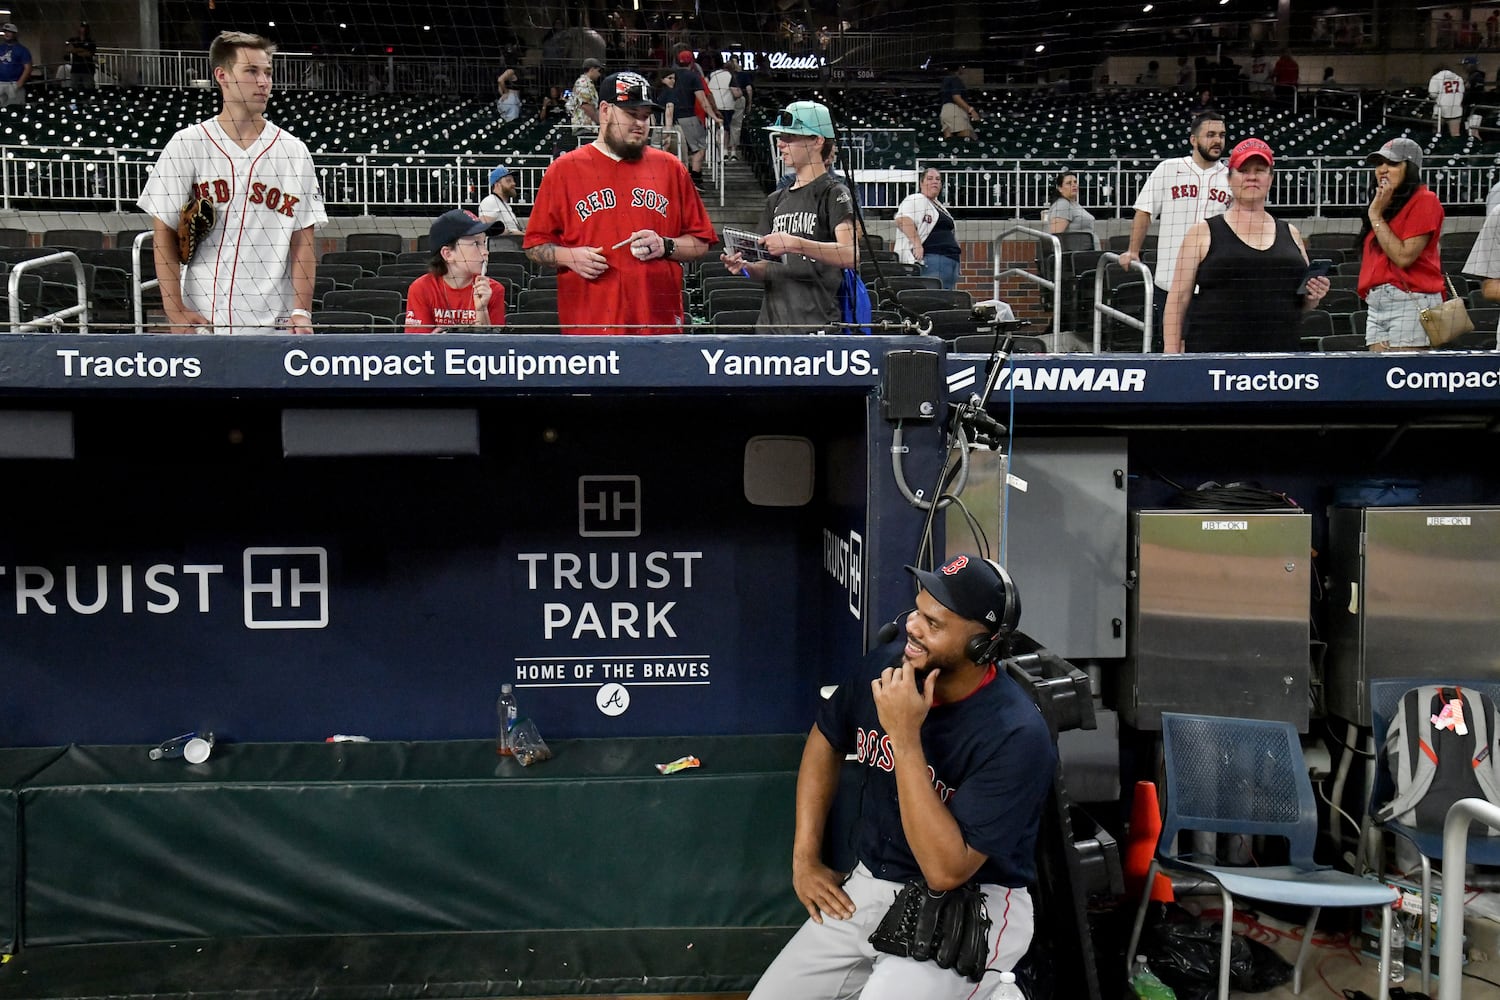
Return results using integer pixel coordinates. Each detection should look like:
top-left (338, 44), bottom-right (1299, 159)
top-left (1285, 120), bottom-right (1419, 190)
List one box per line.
top-left (723, 227), bottom-right (774, 262)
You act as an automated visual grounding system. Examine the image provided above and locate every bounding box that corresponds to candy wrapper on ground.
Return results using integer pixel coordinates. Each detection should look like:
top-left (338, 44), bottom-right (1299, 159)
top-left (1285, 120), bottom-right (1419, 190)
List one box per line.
top-left (656, 755), bottom-right (701, 775)
top-left (510, 719), bottom-right (553, 766)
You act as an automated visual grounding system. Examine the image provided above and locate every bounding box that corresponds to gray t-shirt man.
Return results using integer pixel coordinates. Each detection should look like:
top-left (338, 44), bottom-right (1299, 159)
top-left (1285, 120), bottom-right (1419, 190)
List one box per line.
top-left (756, 172), bottom-right (854, 334)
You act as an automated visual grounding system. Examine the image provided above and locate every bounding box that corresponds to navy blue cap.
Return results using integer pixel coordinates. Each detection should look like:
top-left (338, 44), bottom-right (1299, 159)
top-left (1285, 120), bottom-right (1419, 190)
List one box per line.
top-left (905, 554), bottom-right (1010, 630)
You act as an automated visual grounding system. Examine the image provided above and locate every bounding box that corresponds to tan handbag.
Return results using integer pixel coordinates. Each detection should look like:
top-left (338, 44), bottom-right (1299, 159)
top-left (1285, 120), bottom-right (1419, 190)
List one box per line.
top-left (1418, 277), bottom-right (1474, 347)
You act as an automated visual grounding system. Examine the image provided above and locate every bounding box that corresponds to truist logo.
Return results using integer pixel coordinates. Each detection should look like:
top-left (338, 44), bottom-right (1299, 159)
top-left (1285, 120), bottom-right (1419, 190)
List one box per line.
top-left (0, 546), bottom-right (330, 630)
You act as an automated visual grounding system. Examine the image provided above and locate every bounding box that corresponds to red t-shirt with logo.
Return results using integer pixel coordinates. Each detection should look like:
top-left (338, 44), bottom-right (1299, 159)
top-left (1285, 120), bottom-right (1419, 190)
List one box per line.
top-left (403, 273), bottom-right (506, 333)
top-left (1357, 186), bottom-right (1445, 297)
top-left (523, 144), bottom-right (716, 334)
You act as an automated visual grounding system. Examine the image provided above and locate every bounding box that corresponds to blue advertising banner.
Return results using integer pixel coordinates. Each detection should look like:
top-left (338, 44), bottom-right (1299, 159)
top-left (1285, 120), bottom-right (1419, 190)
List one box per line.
top-left (0, 334), bottom-right (1495, 406)
top-left (944, 349), bottom-right (1500, 407)
top-left (0, 397), bottom-right (870, 747)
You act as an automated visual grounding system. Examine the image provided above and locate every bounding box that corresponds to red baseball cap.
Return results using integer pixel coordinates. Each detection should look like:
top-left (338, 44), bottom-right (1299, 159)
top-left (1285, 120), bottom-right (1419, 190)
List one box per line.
top-left (1228, 138), bottom-right (1274, 170)
top-left (676, 50), bottom-right (695, 66)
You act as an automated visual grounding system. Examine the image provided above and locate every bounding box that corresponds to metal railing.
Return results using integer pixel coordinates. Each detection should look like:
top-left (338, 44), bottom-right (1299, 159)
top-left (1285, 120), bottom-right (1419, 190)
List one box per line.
top-left (916, 155), bottom-right (1500, 217)
top-left (132, 231), bottom-right (159, 336)
top-left (1093, 253), bottom-right (1155, 354)
top-left (1438, 798), bottom-right (1500, 1000)
top-left (9, 252), bottom-right (88, 333)
top-left (992, 226), bottom-right (1063, 348)
top-left (91, 34), bottom-right (943, 94)
top-left (0, 148), bottom-right (558, 216)
top-left (4, 146), bottom-right (1495, 220)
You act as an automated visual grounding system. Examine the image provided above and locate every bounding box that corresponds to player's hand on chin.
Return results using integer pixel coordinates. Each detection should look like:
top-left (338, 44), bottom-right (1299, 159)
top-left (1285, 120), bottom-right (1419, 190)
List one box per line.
top-left (872, 664), bottom-right (936, 741)
top-left (792, 856), bottom-right (854, 924)
top-left (565, 245), bottom-right (609, 280)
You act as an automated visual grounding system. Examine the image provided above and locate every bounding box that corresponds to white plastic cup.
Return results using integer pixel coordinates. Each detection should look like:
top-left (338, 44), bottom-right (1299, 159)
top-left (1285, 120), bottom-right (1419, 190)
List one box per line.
top-left (183, 734), bottom-right (215, 764)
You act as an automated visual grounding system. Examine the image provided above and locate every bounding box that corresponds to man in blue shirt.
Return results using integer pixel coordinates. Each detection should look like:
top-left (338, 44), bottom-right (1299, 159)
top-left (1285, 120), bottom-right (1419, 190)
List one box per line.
top-left (939, 63), bottom-right (980, 140)
top-left (747, 554), bottom-right (1056, 999)
top-left (0, 23), bottom-right (32, 107)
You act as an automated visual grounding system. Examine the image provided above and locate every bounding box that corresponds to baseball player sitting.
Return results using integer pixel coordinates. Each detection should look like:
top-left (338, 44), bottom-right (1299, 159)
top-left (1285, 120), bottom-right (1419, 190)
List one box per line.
top-left (748, 554), bottom-right (1056, 1000)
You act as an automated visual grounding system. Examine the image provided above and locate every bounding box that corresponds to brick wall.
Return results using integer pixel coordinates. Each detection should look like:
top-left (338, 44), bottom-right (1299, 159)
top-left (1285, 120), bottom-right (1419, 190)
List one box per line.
top-left (956, 239), bottom-right (1055, 324)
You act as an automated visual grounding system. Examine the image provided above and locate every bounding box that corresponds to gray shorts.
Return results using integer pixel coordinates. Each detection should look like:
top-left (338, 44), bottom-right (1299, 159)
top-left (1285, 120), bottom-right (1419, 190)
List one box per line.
top-left (1365, 283), bottom-right (1439, 348)
top-left (677, 116), bottom-right (707, 154)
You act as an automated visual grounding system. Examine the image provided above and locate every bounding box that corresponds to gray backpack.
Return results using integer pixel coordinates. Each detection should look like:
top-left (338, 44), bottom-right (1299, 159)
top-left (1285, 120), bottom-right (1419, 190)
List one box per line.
top-left (1377, 684), bottom-right (1500, 834)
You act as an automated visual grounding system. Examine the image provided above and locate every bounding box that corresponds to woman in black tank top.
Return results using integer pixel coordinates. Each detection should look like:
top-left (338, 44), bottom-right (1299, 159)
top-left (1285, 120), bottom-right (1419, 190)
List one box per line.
top-left (1163, 138), bottom-right (1330, 353)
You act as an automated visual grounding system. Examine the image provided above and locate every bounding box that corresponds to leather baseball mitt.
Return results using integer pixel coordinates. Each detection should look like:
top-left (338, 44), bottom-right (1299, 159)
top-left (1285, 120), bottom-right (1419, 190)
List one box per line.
top-left (177, 196), bottom-right (215, 263)
top-left (868, 878), bottom-right (992, 982)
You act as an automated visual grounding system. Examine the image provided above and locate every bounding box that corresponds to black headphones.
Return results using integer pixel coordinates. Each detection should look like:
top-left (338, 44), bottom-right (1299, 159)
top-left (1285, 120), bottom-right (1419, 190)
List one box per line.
top-left (961, 558), bottom-right (1021, 665)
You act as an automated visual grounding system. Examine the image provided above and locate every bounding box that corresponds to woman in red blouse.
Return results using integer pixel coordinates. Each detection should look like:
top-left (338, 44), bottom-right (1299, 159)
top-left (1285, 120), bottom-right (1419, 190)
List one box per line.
top-left (1356, 137), bottom-right (1444, 351)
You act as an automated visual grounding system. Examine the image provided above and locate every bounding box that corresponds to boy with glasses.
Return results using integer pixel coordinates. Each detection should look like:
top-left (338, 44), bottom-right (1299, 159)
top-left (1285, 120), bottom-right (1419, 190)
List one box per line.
top-left (404, 210), bottom-right (506, 333)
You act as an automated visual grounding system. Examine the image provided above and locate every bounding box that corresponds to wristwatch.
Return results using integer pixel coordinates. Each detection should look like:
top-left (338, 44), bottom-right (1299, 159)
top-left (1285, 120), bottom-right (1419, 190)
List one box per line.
top-left (661, 237), bottom-right (675, 260)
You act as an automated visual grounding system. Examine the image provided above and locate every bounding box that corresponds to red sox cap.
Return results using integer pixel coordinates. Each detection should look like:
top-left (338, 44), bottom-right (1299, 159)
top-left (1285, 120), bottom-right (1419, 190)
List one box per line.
top-left (430, 209), bottom-right (491, 249)
top-left (905, 554), bottom-right (1015, 632)
top-left (1227, 137), bottom-right (1274, 170)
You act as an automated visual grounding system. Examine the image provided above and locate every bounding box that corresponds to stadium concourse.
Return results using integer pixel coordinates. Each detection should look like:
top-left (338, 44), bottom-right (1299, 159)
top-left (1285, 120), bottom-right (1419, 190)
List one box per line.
top-left (1, 80), bottom-right (1499, 341)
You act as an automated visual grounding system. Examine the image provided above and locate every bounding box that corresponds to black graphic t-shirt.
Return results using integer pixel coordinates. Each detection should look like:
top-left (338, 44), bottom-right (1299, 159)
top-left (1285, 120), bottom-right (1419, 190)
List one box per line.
top-left (755, 173), bottom-right (853, 335)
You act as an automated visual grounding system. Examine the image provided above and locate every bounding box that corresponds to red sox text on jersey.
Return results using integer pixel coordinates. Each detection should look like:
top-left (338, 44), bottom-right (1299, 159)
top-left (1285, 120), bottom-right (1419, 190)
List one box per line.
top-left (855, 725), bottom-right (956, 803)
top-left (1169, 183), bottom-right (1230, 205)
top-left (574, 187), bottom-right (671, 221)
top-left (192, 178), bottom-right (302, 219)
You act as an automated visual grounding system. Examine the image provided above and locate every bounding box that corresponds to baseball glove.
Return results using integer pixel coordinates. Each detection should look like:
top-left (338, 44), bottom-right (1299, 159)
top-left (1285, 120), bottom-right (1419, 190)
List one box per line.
top-left (868, 878), bottom-right (992, 982)
top-left (177, 196), bottom-right (215, 263)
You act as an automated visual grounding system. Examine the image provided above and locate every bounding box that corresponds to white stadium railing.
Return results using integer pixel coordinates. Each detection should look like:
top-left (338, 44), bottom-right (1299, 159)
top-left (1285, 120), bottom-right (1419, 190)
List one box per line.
top-left (7, 147), bottom-right (1495, 218)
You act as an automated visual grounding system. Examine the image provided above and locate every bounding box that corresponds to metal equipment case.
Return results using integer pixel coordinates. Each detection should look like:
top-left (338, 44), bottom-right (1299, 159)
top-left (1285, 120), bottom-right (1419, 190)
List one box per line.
top-left (1123, 510), bottom-right (1311, 730)
top-left (1325, 505), bottom-right (1500, 726)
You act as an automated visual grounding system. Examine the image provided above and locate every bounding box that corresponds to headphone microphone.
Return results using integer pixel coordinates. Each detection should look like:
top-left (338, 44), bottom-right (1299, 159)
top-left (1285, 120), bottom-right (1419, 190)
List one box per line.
top-left (875, 609), bottom-right (916, 645)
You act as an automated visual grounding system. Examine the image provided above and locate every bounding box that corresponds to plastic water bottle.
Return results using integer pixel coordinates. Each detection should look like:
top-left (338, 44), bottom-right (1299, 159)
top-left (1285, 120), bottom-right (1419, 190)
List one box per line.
top-left (148, 732), bottom-right (196, 760)
top-left (1129, 955), bottom-right (1177, 999)
top-left (988, 970), bottom-right (1025, 999)
top-left (496, 684), bottom-right (518, 756)
top-left (1388, 914), bottom-right (1407, 983)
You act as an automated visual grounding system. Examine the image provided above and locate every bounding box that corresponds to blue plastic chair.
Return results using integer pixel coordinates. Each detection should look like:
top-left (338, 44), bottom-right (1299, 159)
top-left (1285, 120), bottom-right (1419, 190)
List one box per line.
top-left (1367, 678), bottom-right (1500, 997)
top-left (1126, 712), bottom-right (1398, 999)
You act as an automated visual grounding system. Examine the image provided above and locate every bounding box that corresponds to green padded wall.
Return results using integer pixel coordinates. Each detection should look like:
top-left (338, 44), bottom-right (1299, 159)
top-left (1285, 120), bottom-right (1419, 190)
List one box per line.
top-left (21, 736), bottom-right (806, 947)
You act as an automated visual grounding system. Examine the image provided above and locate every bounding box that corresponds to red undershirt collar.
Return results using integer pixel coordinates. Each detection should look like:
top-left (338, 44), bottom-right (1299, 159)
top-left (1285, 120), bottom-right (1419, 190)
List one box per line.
top-left (932, 663), bottom-right (998, 707)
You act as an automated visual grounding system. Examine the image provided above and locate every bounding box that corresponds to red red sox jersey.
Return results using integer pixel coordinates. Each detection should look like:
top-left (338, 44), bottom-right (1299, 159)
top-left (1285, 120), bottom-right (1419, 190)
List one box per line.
top-left (403, 273), bottom-right (506, 333)
top-left (524, 144), bottom-right (716, 335)
top-left (1132, 155), bottom-right (1230, 293)
top-left (137, 118), bottom-right (327, 334)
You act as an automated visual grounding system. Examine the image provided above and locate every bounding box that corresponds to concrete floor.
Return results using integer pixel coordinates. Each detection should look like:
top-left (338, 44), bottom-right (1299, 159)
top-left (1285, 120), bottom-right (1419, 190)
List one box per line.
top-left (1206, 910), bottom-right (1500, 1000)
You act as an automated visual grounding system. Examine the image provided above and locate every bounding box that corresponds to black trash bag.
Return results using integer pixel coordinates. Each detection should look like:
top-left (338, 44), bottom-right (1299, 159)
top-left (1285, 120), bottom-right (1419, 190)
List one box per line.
top-left (1143, 919), bottom-right (1293, 999)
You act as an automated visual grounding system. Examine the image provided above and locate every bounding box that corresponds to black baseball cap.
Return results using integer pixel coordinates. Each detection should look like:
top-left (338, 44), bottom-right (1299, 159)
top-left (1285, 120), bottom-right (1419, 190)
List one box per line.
top-left (599, 71), bottom-right (659, 110)
top-left (430, 209), bottom-right (491, 248)
top-left (906, 554), bottom-right (1010, 630)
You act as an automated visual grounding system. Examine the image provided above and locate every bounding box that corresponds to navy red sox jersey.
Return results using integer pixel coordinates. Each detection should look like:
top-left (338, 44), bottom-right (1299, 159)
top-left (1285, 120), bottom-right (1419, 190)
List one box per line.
top-left (524, 144), bottom-right (716, 335)
top-left (138, 118), bottom-right (327, 334)
top-left (816, 647), bottom-right (1056, 888)
top-left (1132, 154), bottom-right (1230, 293)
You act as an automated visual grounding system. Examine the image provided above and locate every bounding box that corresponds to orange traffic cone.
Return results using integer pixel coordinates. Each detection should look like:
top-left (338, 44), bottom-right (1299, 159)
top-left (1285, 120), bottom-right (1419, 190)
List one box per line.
top-left (1123, 780), bottom-right (1174, 903)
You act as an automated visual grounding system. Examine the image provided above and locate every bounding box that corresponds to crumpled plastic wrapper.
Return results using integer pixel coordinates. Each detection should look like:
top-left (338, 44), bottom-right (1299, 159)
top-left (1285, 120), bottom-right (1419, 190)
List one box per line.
top-left (510, 718), bottom-right (553, 766)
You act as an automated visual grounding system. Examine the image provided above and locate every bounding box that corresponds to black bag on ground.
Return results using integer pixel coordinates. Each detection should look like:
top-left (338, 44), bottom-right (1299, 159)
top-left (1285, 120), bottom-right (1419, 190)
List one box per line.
top-left (1144, 918), bottom-right (1292, 998)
